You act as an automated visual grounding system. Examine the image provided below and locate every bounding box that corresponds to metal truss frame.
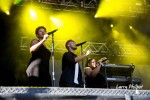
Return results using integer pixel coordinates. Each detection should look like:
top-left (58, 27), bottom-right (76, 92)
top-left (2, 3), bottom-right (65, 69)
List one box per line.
top-left (83, 42), bottom-right (110, 55)
top-left (45, 39), bottom-right (66, 52)
top-left (20, 37), bottom-right (111, 55)
top-left (20, 0), bottom-right (98, 13)
top-left (20, 37), bottom-right (150, 57)
top-left (18, 0), bottom-right (150, 16)
top-left (20, 37), bottom-right (29, 50)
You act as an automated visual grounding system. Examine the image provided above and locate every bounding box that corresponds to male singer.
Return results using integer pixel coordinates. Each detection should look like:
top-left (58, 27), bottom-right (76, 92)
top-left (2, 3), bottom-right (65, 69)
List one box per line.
top-left (59, 39), bottom-right (91, 87)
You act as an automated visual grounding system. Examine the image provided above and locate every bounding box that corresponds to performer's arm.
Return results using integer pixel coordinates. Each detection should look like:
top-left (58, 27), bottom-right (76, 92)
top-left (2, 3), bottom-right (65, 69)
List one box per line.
top-left (85, 64), bottom-right (101, 78)
top-left (75, 50), bottom-right (91, 62)
top-left (30, 34), bottom-right (49, 53)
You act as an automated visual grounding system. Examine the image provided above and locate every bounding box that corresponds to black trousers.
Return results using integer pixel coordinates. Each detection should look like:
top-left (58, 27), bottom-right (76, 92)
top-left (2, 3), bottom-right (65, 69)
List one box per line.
top-left (59, 83), bottom-right (83, 88)
top-left (28, 76), bottom-right (52, 87)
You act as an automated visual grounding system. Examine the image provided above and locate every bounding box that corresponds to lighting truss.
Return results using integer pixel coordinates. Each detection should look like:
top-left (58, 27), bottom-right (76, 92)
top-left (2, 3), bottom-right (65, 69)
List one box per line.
top-left (17, 0), bottom-right (150, 17)
top-left (45, 39), bottom-right (67, 52)
top-left (20, 37), bottom-right (150, 57)
top-left (82, 42), bottom-right (110, 55)
top-left (20, 37), bottom-right (67, 52)
top-left (20, 37), bottom-right (29, 50)
top-left (20, 0), bottom-right (98, 13)
top-left (20, 37), bottom-right (111, 55)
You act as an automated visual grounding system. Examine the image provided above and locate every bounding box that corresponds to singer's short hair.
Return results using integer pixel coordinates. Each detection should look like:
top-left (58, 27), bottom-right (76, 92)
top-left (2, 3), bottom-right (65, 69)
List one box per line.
top-left (65, 39), bottom-right (74, 50)
top-left (35, 26), bottom-right (46, 36)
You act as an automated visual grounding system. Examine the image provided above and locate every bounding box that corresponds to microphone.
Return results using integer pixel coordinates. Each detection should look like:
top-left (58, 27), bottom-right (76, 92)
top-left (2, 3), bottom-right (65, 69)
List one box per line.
top-left (102, 59), bottom-right (108, 63)
top-left (76, 41), bottom-right (87, 46)
top-left (97, 58), bottom-right (108, 66)
top-left (47, 29), bottom-right (58, 35)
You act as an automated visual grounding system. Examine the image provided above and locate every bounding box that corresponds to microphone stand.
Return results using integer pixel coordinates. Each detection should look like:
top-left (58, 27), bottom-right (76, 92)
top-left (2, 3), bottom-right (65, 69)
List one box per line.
top-left (104, 64), bottom-right (109, 88)
top-left (79, 44), bottom-right (86, 88)
top-left (51, 33), bottom-right (55, 87)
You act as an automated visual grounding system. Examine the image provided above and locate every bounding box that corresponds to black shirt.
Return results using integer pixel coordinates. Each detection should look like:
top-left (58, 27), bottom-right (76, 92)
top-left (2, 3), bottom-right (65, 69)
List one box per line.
top-left (85, 73), bottom-right (106, 88)
top-left (59, 51), bottom-right (83, 87)
top-left (27, 44), bottom-right (52, 86)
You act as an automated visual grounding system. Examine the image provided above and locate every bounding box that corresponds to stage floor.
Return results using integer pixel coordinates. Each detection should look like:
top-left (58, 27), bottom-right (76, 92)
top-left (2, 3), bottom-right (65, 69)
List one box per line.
top-left (0, 87), bottom-right (150, 100)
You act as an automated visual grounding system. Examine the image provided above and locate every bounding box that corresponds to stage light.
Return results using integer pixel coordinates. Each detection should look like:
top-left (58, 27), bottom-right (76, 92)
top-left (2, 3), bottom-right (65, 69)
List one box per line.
top-left (29, 9), bottom-right (38, 20)
top-left (112, 29), bottom-right (119, 39)
top-left (94, 14), bottom-right (98, 18)
top-left (50, 17), bottom-right (64, 28)
top-left (0, 0), bottom-right (13, 15)
top-left (6, 11), bottom-right (10, 15)
top-left (129, 25), bottom-right (133, 29)
top-left (95, 0), bottom-right (144, 17)
top-left (110, 24), bottom-right (113, 28)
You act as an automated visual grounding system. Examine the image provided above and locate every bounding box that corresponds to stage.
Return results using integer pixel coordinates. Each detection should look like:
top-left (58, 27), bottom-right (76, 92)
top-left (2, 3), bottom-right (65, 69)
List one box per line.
top-left (0, 87), bottom-right (150, 100)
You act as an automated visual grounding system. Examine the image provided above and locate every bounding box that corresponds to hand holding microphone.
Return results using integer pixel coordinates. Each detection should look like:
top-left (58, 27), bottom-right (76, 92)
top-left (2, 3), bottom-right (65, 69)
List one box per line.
top-left (43, 34), bottom-right (49, 41)
top-left (43, 29), bottom-right (58, 41)
top-left (85, 50), bottom-right (92, 56)
top-left (97, 60), bottom-right (104, 67)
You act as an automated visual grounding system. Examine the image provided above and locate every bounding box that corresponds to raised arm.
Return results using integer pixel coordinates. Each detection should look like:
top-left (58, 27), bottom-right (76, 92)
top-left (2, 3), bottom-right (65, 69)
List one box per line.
top-left (85, 64), bottom-right (101, 78)
top-left (75, 50), bottom-right (92, 62)
top-left (30, 34), bottom-right (49, 53)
